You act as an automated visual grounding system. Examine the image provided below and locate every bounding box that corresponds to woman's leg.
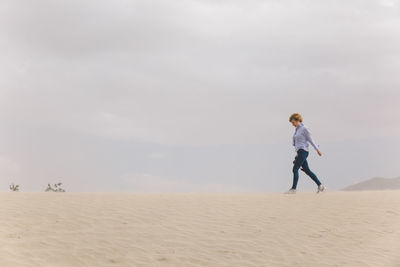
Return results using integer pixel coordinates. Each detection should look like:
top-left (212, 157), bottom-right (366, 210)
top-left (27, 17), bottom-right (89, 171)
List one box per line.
top-left (292, 150), bottom-right (308, 189)
top-left (300, 159), bottom-right (322, 186)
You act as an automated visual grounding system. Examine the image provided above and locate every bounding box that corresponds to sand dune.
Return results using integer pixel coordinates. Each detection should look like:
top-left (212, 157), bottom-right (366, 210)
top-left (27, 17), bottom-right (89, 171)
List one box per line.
top-left (0, 191), bottom-right (399, 266)
top-left (343, 177), bottom-right (400, 191)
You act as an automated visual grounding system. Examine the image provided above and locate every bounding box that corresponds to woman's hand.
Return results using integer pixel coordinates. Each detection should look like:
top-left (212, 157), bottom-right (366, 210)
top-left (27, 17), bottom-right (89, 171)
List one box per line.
top-left (317, 149), bottom-right (322, 156)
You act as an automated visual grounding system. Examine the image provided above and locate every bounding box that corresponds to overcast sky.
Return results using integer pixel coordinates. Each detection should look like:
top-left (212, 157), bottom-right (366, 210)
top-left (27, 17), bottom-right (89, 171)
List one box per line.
top-left (1, 0), bottom-right (400, 192)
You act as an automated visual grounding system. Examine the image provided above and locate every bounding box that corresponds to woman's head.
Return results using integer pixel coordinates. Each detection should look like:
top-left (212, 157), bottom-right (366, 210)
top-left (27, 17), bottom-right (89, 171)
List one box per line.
top-left (289, 113), bottom-right (303, 127)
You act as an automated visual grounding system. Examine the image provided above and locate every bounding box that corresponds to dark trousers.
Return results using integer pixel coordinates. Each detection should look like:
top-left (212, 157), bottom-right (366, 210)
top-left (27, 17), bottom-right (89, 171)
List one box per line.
top-left (292, 149), bottom-right (321, 189)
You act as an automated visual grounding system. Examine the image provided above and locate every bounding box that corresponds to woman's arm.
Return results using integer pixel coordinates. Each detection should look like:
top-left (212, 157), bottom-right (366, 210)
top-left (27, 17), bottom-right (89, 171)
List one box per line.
top-left (304, 127), bottom-right (322, 155)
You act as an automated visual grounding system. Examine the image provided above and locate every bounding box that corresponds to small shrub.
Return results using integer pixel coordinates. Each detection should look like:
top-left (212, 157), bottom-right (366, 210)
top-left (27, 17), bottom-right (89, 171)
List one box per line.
top-left (45, 182), bottom-right (66, 192)
top-left (9, 183), bottom-right (19, 192)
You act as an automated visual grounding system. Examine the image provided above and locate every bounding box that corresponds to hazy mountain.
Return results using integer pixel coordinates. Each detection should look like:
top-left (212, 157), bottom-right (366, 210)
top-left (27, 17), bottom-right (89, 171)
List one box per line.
top-left (342, 177), bottom-right (400, 191)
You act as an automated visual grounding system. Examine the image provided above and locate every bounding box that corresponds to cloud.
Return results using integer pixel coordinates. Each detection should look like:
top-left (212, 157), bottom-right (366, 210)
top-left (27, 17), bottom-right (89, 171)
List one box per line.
top-left (0, 156), bottom-right (21, 177)
top-left (377, 0), bottom-right (399, 7)
top-left (2, 0), bottom-right (399, 146)
top-left (148, 152), bottom-right (169, 159)
top-left (120, 172), bottom-right (252, 192)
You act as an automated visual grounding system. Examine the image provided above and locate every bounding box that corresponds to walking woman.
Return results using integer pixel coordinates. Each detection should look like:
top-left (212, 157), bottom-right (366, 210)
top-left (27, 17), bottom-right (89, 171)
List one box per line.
top-left (285, 113), bottom-right (326, 194)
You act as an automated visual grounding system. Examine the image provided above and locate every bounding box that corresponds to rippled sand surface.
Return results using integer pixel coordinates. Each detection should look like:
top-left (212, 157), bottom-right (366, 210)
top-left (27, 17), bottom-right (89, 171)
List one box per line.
top-left (0, 191), bottom-right (399, 266)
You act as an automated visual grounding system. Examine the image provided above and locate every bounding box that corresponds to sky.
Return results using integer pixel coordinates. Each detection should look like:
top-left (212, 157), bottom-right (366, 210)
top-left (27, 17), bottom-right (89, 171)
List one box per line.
top-left (0, 0), bottom-right (400, 192)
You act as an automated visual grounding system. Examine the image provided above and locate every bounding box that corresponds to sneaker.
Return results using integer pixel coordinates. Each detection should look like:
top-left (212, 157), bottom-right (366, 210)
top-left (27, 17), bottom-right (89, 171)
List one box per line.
top-left (284, 188), bottom-right (297, 194)
top-left (316, 184), bottom-right (326, 194)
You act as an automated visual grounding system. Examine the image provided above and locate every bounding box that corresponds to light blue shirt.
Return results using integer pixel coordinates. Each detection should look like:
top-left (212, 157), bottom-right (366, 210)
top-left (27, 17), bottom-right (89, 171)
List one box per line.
top-left (293, 123), bottom-right (319, 152)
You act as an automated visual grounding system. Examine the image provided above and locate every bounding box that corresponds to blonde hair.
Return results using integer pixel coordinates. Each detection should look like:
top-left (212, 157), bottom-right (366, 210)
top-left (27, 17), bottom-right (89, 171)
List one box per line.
top-left (289, 113), bottom-right (303, 122)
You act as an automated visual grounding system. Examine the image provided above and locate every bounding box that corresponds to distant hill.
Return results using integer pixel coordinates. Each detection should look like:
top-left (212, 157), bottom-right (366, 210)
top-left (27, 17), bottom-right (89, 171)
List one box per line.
top-left (342, 177), bottom-right (400, 191)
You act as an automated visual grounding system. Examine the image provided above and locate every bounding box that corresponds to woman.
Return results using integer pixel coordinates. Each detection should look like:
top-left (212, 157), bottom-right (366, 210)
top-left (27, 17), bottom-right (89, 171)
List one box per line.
top-left (285, 113), bottom-right (326, 194)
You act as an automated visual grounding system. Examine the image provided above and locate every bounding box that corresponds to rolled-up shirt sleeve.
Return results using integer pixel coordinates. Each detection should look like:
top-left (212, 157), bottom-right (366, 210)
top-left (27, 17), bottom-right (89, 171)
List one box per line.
top-left (304, 127), bottom-right (319, 151)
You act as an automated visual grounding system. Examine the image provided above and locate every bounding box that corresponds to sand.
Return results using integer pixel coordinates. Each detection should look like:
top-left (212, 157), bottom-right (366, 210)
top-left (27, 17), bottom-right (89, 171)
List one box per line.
top-left (0, 191), bottom-right (399, 267)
